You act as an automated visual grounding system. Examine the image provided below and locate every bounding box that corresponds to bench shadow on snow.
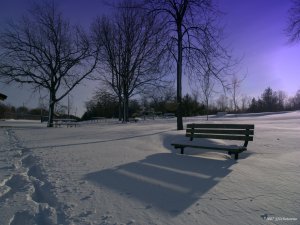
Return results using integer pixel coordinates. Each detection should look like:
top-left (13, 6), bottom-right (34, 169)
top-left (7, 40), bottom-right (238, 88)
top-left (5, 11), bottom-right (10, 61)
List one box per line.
top-left (84, 133), bottom-right (250, 215)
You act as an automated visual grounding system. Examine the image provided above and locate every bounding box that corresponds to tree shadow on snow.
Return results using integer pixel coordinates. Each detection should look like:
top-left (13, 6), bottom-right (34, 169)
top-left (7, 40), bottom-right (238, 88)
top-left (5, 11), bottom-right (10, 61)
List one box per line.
top-left (84, 131), bottom-right (246, 215)
top-left (29, 129), bottom-right (177, 150)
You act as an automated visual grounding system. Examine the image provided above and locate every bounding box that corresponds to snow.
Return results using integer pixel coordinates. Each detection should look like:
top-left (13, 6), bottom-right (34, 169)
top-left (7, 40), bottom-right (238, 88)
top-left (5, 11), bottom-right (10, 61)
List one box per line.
top-left (0, 111), bottom-right (300, 225)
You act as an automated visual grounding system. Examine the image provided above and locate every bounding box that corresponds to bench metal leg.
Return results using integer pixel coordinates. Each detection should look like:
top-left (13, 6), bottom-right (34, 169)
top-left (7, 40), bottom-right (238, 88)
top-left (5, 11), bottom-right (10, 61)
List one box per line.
top-left (180, 148), bottom-right (184, 154)
top-left (234, 153), bottom-right (239, 160)
top-left (228, 152), bottom-right (239, 160)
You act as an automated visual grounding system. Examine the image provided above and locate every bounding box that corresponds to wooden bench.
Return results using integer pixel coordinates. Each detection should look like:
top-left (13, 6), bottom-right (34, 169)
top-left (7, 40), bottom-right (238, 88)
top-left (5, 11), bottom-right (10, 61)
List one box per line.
top-left (171, 123), bottom-right (254, 160)
top-left (54, 119), bottom-right (77, 128)
top-left (55, 122), bottom-right (77, 128)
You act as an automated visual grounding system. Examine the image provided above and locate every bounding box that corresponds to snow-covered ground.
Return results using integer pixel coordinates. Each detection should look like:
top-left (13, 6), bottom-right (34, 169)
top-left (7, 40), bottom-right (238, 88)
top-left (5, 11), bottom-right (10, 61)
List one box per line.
top-left (0, 111), bottom-right (299, 225)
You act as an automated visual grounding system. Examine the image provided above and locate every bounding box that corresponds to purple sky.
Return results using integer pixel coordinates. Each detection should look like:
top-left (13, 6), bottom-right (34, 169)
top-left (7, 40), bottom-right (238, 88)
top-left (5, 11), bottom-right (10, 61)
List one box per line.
top-left (0, 0), bottom-right (299, 116)
top-left (220, 0), bottom-right (300, 97)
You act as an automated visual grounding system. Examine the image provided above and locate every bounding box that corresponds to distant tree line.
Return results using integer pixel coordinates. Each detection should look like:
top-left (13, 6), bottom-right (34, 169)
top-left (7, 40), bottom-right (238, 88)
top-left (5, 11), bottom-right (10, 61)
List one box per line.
top-left (0, 104), bottom-right (44, 120)
top-left (248, 87), bottom-right (300, 113)
top-left (0, 103), bottom-right (79, 120)
top-left (81, 91), bottom-right (142, 120)
top-left (2, 86), bottom-right (299, 121)
top-left (81, 87), bottom-right (300, 120)
top-left (82, 88), bottom-right (206, 119)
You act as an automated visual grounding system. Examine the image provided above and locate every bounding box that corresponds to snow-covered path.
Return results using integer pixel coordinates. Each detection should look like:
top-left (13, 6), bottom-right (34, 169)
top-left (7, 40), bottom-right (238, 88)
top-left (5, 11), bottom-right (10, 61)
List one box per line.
top-left (0, 112), bottom-right (299, 225)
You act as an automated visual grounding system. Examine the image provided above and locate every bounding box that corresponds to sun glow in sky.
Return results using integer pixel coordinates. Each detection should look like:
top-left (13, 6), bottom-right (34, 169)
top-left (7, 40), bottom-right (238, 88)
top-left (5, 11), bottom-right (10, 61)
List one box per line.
top-left (0, 0), bottom-right (300, 116)
top-left (220, 0), bottom-right (300, 95)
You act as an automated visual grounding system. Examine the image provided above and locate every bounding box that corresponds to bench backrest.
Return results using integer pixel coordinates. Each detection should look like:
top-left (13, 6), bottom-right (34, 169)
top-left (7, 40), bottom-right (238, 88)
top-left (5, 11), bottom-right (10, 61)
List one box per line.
top-left (186, 123), bottom-right (254, 142)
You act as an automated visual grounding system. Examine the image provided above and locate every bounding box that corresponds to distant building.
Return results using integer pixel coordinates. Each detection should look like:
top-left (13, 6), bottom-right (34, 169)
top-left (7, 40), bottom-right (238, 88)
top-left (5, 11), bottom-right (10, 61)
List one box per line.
top-left (0, 93), bottom-right (7, 101)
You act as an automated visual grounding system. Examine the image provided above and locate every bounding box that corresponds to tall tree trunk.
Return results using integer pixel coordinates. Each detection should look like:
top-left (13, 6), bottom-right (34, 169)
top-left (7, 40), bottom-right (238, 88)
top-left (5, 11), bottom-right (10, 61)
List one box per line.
top-left (176, 23), bottom-right (183, 130)
top-left (47, 90), bottom-right (55, 127)
top-left (122, 96), bottom-right (129, 122)
top-left (206, 99), bottom-right (209, 121)
top-left (118, 96), bottom-right (122, 121)
top-left (233, 87), bottom-right (237, 112)
top-left (123, 98), bottom-right (126, 122)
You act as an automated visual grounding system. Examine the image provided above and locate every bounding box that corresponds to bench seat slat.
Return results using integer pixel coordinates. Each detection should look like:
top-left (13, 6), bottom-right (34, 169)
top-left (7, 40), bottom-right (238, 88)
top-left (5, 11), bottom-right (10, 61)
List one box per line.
top-left (186, 133), bottom-right (253, 141)
top-left (186, 128), bottom-right (254, 135)
top-left (187, 124), bottom-right (254, 129)
top-left (171, 143), bottom-right (246, 153)
top-left (55, 122), bottom-right (77, 127)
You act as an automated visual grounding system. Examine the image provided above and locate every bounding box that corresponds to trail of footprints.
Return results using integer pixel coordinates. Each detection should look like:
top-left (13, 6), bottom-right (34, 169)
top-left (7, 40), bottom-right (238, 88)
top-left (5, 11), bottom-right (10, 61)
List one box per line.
top-left (0, 129), bottom-right (67, 225)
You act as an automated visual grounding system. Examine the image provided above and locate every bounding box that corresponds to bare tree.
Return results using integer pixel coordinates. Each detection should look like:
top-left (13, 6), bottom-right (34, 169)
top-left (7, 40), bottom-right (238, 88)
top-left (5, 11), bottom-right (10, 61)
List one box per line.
top-left (145, 0), bottom-right (232, 130)
top-left (0, 2), bottom-right (99, 127)
top-left (241, 94), bottom-right (251, 112)
top-left (230, 74), bottom-right (246, 112)
top-left (92, 0), bottom-right (168, 122)
top-left (216, 94), bottom-right (228, 111)
top-left (277, 90), bottom-right (287, 110)
top-left (190, 24), bottom-right (232, 120)
top-left (200, 73), bottom-right (214, 120)
top-left (92, 16), bottom-right (123, 121)
top-left (190, 36), bottom-right (211, 120)
top-left (145, 85), bottom-right (176, 114)
top-left (286, 0), bottom-right (300, 43)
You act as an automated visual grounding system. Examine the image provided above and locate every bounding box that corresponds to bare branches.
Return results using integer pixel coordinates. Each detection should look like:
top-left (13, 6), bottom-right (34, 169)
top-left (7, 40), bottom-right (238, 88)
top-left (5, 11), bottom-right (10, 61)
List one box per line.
top-left (229, 74), bottom-right (246, 112)
top-left (0, 1), bottom-right (99, 126)
top-left (286, 0), bottom-right (300, 43)
top-left (92, 0), bottom-right (169, 122)
top-left (144, 0), bottom-right (234, 129)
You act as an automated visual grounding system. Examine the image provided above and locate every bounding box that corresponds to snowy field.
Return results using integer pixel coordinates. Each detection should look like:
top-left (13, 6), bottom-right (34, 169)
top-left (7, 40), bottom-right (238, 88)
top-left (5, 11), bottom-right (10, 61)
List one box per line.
top-left (0, 111), bottom-right (299, 225)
